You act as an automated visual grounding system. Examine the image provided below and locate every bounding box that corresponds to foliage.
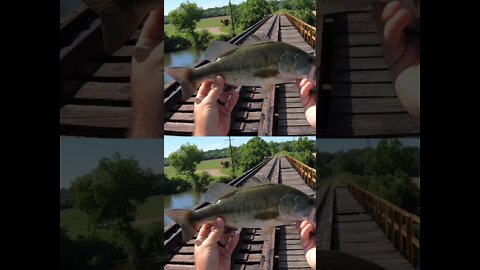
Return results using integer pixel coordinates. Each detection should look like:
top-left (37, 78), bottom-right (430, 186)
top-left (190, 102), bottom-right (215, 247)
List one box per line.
top-left (236, 137), bottom-right (272, 172)
top-left (168, 1), bottom-right (204, 34)
top-left (237, 0), bottom-right (272, 29)
top-left (168, 144), bottom-right (204, 176)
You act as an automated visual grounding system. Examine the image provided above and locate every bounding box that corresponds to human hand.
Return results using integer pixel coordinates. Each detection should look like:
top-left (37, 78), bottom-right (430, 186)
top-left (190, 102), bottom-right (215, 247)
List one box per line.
top-left (297, 220), bottom-right (316, 270)
top-left (194, 217), bottom-right (240, 270)
top-left (297, 79), bottom-right (316, 128)
top-left (193, 75), bottom-right (240, 136)
top-left (130, 9), bottom-right (164, 137)
top-left (373, 1), bottom-right (420, 120)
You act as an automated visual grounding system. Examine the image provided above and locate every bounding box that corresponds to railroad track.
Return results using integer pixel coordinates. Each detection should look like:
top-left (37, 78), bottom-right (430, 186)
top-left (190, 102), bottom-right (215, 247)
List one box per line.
top-left (163, 155), bottom-right (316, 270)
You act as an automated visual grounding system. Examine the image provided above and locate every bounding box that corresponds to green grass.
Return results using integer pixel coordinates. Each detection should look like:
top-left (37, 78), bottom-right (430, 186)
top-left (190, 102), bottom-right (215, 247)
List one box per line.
top-left (60, 195), bottom-right (164, 238)
top-left (165, 15), bottom-right (235, 36)
top-left (165, 158), bottom-right (232, 177)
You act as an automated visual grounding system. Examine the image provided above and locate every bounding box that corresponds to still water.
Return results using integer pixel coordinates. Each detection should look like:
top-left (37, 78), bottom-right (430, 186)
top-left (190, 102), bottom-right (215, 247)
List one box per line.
top-left (164, 47), bottom-right (205, 85)
top-left (163, 189), bottom-right (204, 226)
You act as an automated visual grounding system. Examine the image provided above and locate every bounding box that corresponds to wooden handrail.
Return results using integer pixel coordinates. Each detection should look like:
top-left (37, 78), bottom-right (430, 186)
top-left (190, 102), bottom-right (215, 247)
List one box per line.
top-left (284, 13), bottom-right (316, 48)
top-left (347, 182), bottom-right (420, 265)
top-left (284, 155), bottom-right (316, 190)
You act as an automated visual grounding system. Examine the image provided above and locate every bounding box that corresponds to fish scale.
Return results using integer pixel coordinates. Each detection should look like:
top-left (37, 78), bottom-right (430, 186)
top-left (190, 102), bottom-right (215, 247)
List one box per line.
top-left (167, 183), bottom-right (316, 242)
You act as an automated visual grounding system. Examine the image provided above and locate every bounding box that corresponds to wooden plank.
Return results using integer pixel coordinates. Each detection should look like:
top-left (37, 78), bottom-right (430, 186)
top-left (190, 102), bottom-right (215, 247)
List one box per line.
top-left (332, 21), bottom-right (378, 34)
top-left (326, 83), bottom-right (396, 97)
top-left (331, 70), bottom-right (392, 83)
top-left (60, 105), bottom-right (131, 128)
top-left (276, 125), bottom-right (315, 136)
top-left (333, 46), bottom-right (384, 58)
top-left (330, 97), bottom-right (406, 114)
top-left (333, 33), bottom-right (381, 47)
top-left (326, 113), bottom-right (419, 137)
top-left (74, 82), bottom-right (131, 101)
top-left (93, 62), bottom-right (132, 77)
top-left (330, 57), bottom-right (388, 70)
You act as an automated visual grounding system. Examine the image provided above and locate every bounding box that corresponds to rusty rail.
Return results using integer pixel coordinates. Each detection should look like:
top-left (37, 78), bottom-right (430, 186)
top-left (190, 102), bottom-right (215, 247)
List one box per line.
top-left (284, 155), bottom-right (316, 190)
top-left (347, 182), bottom-right (420, 265)
top-left (284, 12), bottom-right (316, 47)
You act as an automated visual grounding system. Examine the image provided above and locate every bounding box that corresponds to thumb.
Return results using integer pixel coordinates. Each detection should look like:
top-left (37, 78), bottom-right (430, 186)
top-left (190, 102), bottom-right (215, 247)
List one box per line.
top-left (205, 217), bottom-right (225, 244)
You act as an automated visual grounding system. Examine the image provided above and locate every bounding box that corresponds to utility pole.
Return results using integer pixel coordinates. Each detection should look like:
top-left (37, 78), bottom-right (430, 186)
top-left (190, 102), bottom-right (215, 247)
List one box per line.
top-left (229, 0), bottom-right (235, 33)
top-left (227, 136), bottom-right (235, 174)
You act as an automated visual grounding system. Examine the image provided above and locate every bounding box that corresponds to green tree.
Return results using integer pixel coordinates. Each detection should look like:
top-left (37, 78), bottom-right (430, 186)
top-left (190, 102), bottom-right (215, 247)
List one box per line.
top-left (373, 139), bottom-right (413, 176)
top-left (168, 144), bottom-right (204, 176)
top-left (71, 153), bottom-right (155, 268)
top-left (293, 137), bottom-right (315, 153)
top-left (168, 1), bottom-right (203, 35)
top-left (238, 0), bottom-right (272, 29)
top-left (237, 137), bottom-right (271, 171)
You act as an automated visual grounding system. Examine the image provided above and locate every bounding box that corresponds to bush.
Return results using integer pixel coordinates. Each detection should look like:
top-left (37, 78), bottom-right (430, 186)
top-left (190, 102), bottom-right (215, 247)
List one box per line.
top-left (192, 30), bottom-right (214, 49)
top-left (164, 33), bottom-right (191, 52)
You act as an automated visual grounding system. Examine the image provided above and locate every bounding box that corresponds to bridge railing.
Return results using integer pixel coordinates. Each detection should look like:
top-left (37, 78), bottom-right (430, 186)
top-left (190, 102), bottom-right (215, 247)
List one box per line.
top-left (284, 155), bottom-right (316, 190)
top-left (347, 182), bottom-right (420, 265)
top-left (284, 13), bottom-right (316, 47)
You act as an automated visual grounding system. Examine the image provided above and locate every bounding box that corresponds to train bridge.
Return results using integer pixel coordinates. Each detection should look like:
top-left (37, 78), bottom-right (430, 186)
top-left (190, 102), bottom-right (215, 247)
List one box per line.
top-left (163, 155), bottom-right (420, 269)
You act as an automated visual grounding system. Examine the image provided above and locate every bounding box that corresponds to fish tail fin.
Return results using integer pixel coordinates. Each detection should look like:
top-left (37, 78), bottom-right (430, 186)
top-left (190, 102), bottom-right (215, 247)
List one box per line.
top-left (166, 67), bottom-right (198, 100)
top-left (82, 0), bottom-right (153, 54)
top-left (167, 209), bottom-right (198, 242)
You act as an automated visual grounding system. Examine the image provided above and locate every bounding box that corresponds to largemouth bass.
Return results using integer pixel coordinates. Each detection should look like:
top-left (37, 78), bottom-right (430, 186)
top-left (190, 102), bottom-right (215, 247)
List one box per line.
top-left (81, 0), bottom-right (163, 53)
top-left (167, 182), bottom-right (316, 242)
top-left (166, 36), bottom-right (317, 100)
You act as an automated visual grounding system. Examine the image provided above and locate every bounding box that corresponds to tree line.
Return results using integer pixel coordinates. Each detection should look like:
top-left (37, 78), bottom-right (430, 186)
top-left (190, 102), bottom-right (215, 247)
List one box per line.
top-left (317, 139), bottom-right (420, 215)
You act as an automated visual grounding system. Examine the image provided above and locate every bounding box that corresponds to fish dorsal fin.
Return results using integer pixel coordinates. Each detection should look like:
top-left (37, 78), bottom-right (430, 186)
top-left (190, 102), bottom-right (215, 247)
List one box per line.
top-left (204, 41), bottom-right (238, 61)
top-left (242, 34), bottom-right (271, 46)
top-left (243, 175), bottom-right (271, 188)
top-left (202, 183), bottom-right (238, 203)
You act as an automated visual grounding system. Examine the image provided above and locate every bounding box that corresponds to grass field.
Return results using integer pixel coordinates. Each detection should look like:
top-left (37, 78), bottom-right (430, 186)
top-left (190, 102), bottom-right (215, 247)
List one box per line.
top-left (164, 157), bottom-right (232, 177)
top-left (60, 195), bottom-right (164, 238)
top-left (165, 15), bottom-right (233, 36)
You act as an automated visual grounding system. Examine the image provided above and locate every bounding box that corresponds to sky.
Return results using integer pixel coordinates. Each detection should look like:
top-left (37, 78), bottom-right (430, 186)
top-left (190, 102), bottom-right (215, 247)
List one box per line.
top-left (316, 139), bottom-right (420, 153)
top-left (165, 0), bottom-right (245, 15)
top-left (60, 139), bottom-right (164, 189)
top-left (164, 136), bottom-right (316, 157)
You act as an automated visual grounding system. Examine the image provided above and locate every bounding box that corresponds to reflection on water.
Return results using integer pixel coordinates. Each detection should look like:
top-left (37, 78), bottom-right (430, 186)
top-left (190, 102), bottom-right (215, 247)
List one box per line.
top-left (164, 189), bottom-right (204, 225)
top-left (164, 47), bottom-right (205, 85)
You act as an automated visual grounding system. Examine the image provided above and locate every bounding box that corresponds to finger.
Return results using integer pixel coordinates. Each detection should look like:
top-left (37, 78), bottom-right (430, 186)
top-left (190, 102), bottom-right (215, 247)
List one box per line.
top-left (225, 232), bottom-right (240, 255)
top-left (197, 81), bottom-right (213, 100)
top-left (225, 91), bottom-right (240, 112)
top-left (301, 223), bottom-right (314, 240)
top-left (205, 217), bottom-right (225, 244)
top-left (197, 223), bottom-right (213, 242)
top-left (218, 90), bottom-right (231, 104)
top-left (137, 10), bottom-right (164, 46)
top-left (384, 8), bottom-right (411, 47)
top-left (300, 81), bottom-right (314, 98)
top-left (382, 1), bottom-right (402, 23)
top-left (204, 75), bottom-right (224, 102)
top-left (218, 231), bottom-right (232, 246)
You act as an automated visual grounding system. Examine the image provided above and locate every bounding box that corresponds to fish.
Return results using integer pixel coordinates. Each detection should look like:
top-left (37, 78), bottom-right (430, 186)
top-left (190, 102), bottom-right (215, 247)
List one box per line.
top-left (81, 0), bottom-right (163, 53)
top-left (165, 35), bottom-right (317, 100)
top-left (317, 250), bottom-right (386, 270)
top-left (166, 182), bottom-right (316, 242)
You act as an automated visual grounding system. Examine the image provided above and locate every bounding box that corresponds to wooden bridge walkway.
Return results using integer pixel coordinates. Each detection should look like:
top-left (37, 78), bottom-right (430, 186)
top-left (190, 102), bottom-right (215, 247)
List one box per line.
top-left (317, 184), bottom-right (420, 269)
top-left (317, 8), bottom-right (420, 137)
top-left (162, 155), bottom-right (316, 270)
